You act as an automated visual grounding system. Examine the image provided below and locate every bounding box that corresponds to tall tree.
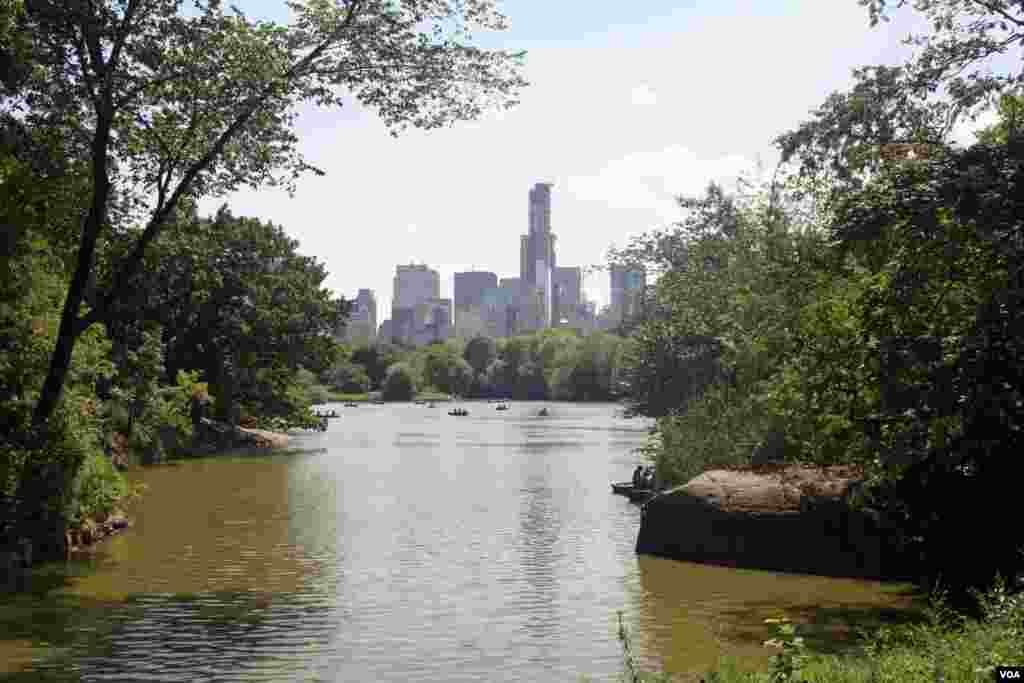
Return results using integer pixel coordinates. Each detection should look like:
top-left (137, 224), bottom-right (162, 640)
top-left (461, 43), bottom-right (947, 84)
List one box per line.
top-left (5, 0), bottom-right (526, 428)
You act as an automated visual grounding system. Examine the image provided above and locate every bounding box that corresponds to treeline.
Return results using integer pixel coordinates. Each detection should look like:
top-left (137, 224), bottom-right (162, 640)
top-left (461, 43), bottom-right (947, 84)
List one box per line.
top-left (311, 330), bottom-right (635, 402)
top-left (1, 184), bottom-right (342, 552)
top-left (0, 0), bottom-right (522, 562)
top-left (615, 39), bottom-right (1024, 606)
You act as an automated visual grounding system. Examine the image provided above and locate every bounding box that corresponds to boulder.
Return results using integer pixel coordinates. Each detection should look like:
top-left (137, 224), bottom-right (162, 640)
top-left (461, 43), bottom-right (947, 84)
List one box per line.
top-left (636, 466), bottom-right (911, 580)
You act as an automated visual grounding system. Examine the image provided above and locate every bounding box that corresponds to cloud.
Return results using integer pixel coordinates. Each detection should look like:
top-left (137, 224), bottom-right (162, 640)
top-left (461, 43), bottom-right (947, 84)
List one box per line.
top-left (630, 84), bottom-right (658, 107)
top-left (565, 145), bottom-right (756, 221)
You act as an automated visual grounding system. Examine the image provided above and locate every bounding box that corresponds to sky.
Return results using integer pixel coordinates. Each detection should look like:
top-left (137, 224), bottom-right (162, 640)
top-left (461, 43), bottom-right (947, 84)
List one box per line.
top-left (197, 0), bottom-right (987, 318)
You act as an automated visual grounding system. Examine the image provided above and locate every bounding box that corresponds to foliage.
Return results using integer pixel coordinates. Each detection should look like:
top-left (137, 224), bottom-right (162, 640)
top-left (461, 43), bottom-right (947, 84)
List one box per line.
top-left (351, 344), bottom-right (402, 390)
top-left (762, 618), bottom-right (810, 683)
top-left (68, 448), bottom-right (128, 526)
top-left (117, 206), bottom-right (342, 428)
top-left (320, 361), bottom-right (371, 394)
top-left (9, 0), bottom-right (527, 429)
top-left (463, 335), bottom-right (497, 375)
top-left (616, 611), bottom-right (675, 683)
top-left (611, 584), bottom-right (1024, 683)
top-left (381, 362), bottom-right (417, 401)
top-left (349, 329), bottom-right (632, 401)
top-left (615, 176), bottom-right (829, 486)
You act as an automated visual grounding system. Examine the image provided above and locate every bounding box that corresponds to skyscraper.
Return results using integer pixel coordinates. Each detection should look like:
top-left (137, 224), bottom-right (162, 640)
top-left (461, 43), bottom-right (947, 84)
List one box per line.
top-left (553, 266), bottom-right (581, 324)
top-left (342, 288), bottom-right (377, 343)
top-left (453, 270), bottom-right (498, 333)
top-left (519, 182), bottom-right (557, 329)
top-left (393, 263), bottom-right (440, 344)
top-left (610, 265), bottom-right (646, 324)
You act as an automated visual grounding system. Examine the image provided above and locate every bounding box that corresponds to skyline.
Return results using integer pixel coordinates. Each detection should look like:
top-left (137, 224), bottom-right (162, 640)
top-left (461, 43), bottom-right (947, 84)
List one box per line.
top-left (197, 0), bottom-right (995, 315)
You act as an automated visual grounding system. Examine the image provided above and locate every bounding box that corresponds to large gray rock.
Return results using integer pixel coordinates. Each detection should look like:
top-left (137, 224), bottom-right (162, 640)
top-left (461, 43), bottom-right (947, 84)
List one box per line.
top-left (636, 466), bottom-right (910, 579)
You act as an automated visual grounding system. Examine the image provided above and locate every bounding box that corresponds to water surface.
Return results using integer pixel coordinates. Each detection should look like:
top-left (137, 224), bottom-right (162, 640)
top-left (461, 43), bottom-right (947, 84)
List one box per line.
top-left (0, 402), bottom-right (916, 681)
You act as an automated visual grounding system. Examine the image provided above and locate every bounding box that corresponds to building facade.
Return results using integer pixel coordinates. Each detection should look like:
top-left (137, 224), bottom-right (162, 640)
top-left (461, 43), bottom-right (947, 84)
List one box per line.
top-left (412, 298), bottom-right (452, 345)
top-left (454, 271), bottom-right (498, 329)
top-left (519, 182), bottom-right (557, 329)
top-left (392, 263), bottom-right (440, 345)
top-left (609, 265), bottom-right (647, 325)
top-left (341, 288), bottom-right (377, 343)
top-left (552, 266), bottom-right (581, 325)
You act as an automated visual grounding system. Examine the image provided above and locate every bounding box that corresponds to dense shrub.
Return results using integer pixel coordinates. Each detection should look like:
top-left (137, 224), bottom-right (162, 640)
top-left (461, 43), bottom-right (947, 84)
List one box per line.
top-left (382, 363), bottom-right (417, 401)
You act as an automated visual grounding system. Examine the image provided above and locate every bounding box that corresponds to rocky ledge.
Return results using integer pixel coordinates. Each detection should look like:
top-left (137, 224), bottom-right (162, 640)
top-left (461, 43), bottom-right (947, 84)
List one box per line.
top-left (186, 418), bottom-right (290, 455)
top-left (636, 465), bottom-right (912, 580)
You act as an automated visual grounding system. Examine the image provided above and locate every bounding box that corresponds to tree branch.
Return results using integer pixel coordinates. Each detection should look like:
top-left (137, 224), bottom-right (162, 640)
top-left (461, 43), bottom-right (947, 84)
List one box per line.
top-left (79, 0), bottom-right (367, 332)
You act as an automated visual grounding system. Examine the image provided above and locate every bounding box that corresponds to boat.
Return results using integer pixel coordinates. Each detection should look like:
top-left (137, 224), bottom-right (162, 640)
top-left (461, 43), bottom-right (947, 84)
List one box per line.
top-left (448, 408), bottom-right (469, 416)
top-left (495, 404), bottom-right (508, 411)
top-left (344, 402), bottom-right (359, 408)
top-left (611, 482), bottom-right (655, 503)
top-left (426, 402), bottom-right (436, 408)
top-left (537, 408), bottom-right (549, 417)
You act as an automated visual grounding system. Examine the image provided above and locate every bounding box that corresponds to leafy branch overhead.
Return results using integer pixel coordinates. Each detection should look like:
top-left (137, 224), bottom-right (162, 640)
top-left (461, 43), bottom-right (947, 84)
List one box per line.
top-left (2, 0), bottom-right (527, 425)
top-left (781, 0), bottom-right (1024, 201)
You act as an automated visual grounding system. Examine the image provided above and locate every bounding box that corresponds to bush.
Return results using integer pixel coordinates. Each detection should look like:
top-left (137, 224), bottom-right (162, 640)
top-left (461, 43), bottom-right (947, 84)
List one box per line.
top-left (382, 362), bottom-right (417, 401)
top-left (69, 449), bottom-right (128, 525)
top-left (307, 383), bottom-right (332, 405)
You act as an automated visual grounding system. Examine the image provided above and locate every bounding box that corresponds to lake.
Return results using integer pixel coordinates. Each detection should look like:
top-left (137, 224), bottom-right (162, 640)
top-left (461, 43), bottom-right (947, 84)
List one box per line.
top-left (0, 402), bottom-right (916, 682)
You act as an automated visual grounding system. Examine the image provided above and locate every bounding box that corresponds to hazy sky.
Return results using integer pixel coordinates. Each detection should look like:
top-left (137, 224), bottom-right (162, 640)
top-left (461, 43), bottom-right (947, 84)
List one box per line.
top-left (197, 0), bottom-right (979, 316)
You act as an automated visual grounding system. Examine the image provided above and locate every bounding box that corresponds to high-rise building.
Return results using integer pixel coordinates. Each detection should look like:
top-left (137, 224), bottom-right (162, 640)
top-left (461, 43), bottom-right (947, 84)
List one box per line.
top-left (392, 263), bottom-right (440, 344)
top-left (519, 182), bottom-right (557, 329)
top-left (553, 266), bottom-right (581, 324)
top-left (342, 288), bottom-right (377, 343)
top-left (412, 298), bottom-right (452, 345)
top-left (454, 271), bottom-right (498, 310)
top-left (453, 270), bottom-right (498, 332)
top-left (609, 265), bottom-right (646, 324)
top-left (393, 263), bottom-right (440, 310)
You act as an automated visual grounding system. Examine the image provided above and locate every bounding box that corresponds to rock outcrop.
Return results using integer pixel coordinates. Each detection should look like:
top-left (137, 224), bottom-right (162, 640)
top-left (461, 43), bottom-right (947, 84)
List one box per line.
top-left (190, 418), bottom-right (290, 453)
top-left (636, 466), bottom-right (912, 580)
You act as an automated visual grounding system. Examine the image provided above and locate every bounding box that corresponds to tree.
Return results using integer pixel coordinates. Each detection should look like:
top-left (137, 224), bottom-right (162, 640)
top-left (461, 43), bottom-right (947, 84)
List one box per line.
top-left (351, 344), bottom-right (400, 390)
top-left (381, 362), bottom-right (416, 401)
top-left (463, 335), bottom-right (497, 376)
top-left (321, 361), bottom-right (370, 394)
top-left (778, 0), bottom-right (1024, 206)
top-left (7, 0), bottom-right (526, 429)
top-left (104, 206), bottom-right (341, 426)
top-left (975, 91), bottom-right (1024, 145)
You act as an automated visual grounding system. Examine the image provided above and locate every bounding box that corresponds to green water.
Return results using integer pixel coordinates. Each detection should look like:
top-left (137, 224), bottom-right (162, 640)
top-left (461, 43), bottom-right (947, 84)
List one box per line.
top-left (0, 402), bottom-right (919, 681)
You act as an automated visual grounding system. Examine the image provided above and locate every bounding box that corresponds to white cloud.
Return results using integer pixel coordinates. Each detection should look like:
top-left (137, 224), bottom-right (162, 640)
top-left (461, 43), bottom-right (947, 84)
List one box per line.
top-left (630, 84), bottom-right (658, 107)
top-left (201, 0), bottom-right (935, 315)
top-left (566, 146), bottom-right (756, 222)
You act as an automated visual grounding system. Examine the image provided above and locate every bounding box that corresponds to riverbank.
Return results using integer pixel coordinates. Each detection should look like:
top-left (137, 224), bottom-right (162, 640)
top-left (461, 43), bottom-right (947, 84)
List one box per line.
top-left (324, 391), bottom-right (453, 403)
top-left (619, 581), bottom-right (1023, 682)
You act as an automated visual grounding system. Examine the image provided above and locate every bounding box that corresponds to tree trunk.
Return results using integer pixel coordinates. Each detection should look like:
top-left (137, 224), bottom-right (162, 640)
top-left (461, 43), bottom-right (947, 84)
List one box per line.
top-left (209, 348), bottom-right (238, 426)
top-left (32, 113), bottom-right (113, 428)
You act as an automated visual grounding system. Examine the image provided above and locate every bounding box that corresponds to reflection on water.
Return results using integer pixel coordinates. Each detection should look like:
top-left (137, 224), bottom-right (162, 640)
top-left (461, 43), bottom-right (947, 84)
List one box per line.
top-left (631, 556), bottom-right (919, 679)
top-left (1, 402), bottom-right (917, 682)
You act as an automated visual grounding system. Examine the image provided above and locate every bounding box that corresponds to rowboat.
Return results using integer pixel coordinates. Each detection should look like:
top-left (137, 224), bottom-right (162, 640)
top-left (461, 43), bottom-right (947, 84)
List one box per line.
top-left (611, 482), bottom-right (655, 503)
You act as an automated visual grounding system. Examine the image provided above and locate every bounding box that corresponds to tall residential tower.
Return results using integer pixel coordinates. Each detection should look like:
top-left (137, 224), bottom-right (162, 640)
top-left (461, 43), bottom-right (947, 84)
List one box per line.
top-left (519, 182), bottom-right (557, 330)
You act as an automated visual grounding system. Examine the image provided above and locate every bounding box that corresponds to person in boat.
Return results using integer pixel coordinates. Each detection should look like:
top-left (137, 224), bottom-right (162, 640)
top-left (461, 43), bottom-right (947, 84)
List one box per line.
top-left (642, 466), bottom-right (655, 490)
top-left (632, 465), bottom-right (644, 488)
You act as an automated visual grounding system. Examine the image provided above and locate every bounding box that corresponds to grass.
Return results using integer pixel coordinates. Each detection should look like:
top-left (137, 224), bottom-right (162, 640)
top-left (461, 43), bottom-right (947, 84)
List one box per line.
top-left (614, 583), bottom-right (1023, 683)
top-left (414, 390), bottom-right (453, 401)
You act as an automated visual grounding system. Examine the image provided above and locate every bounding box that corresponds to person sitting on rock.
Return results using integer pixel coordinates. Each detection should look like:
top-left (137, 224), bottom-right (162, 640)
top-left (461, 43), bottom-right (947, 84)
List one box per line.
top-left (632, 465), bottom-right (644, 488)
